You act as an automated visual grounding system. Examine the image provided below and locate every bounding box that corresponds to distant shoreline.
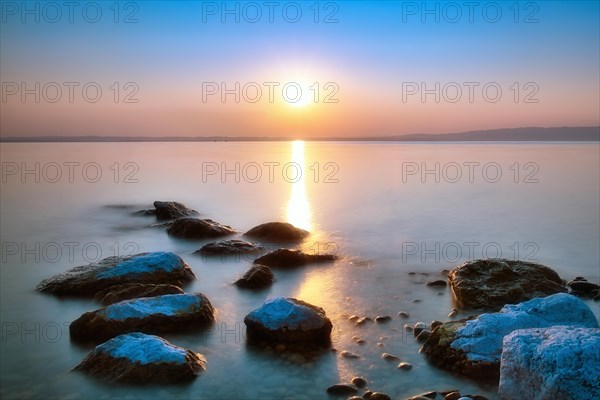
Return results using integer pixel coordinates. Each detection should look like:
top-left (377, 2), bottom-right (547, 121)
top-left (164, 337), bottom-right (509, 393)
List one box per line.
top-left (1, 126), bottom-right (598, 143)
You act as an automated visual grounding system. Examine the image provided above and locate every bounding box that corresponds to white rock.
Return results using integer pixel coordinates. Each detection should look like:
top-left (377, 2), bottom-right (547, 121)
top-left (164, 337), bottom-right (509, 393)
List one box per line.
top-left (499, 326), bottom-right (600, 400)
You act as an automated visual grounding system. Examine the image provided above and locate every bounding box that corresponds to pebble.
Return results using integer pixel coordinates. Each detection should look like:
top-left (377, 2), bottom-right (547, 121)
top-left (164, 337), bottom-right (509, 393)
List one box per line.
top-left (375, 315), bottom-right (392, 323)
top-left (326, 384), bottom-right (358, 395)
top-left (397, 362), bottom-right (413, 370)
top-left (351, 376), bottom-right (367, 388)
top-left (416, 329), bottom-right (431, 342)
top-left (369, 393), bottom-right (391, 400)
top-left (349, 315), bottom-right (360, 322)
top-left (363, 390), bottom-right (373, 399)
top-left (413, 322), bottom-right (427, 336)
top-left (356, 317), bottom-right (373, 325)
top-left (430, 320), bottom-right (443, 330)
top-left (340, 351), bottom-right (360, 359)
top-left (398, 311), bottom-right (410, 318)
top-left (444, 391), bottom-right (461, 400)
top-left (426, 279), bottom-right (447, 287)
top-left (448, 308), bottom-right (458, 318)
top-left (412, 299), bottom-right (422, 303)
top-left (356, 339), bottom-right (367, 345)
top-left (404, 324), bottom-right (414, 332)
top-left (376, 342), bottom-right (384, 348)
top-left (382, 352), bottom-right (400, 361)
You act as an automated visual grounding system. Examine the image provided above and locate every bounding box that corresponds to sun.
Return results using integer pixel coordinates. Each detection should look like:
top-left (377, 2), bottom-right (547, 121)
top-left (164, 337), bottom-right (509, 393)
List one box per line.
top-left (283, 79), bottom-right (314, 108)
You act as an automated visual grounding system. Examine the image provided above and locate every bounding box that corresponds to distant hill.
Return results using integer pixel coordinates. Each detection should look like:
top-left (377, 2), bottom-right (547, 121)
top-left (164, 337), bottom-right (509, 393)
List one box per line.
top-left (1, 126), bottom-right (598, 142)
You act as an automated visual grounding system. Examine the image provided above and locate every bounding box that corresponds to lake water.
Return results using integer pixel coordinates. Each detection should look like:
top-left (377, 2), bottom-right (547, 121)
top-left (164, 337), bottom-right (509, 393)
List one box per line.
top-left (1, 141), bottom-right (599, 399)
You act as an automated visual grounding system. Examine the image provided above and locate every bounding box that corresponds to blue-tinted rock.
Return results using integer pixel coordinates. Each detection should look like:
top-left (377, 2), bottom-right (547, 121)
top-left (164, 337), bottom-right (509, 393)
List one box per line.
top-left (244, 222), bottom-right (309, 242)
top-left (499, 326), bottom-right (600, 399)
top-left (36, 252), bottom-right (195, 296)
top-left (94, 283), bottom-right (184, 305)
top-left (73, 332), bottom-right (206, 383)
top-left (166, 217), bottom-right (236, 239)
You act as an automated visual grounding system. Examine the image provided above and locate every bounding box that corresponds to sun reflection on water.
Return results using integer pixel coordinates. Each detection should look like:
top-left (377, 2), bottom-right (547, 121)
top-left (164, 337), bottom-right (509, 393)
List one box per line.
top-left (286, 140), bottom-right (312, 231)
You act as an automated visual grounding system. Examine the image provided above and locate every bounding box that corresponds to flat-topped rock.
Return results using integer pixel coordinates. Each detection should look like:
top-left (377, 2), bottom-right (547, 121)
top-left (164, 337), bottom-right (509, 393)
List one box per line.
top-left (253, 249), bottom-right (336, 269)
top-left (166, 217), bottom-right (236, 239)
top-left (244, 222), bottom-right (309, 242)
top-left (244, 297), bottom-right (332, 345)
top-left (195, 239), bottom-right (263, 256)
top-left (70, 293), bottom-right (215, 343)
top-left (73, 332), bottom-right (206, 383)
top-left (36, 252), bottom-right (195, 296)
top-left (234, 264), bottom-right (274, 289)
top-left (94, 283), bottom-right (184, 305)
top-left (499, 326), bottom-right (600, 399)
top-left (448, 259), bottom-right (566, 310)
top-left (153, 201), bottom-right (199, 220)
top-left (421, 293), bottom-right (599, 379)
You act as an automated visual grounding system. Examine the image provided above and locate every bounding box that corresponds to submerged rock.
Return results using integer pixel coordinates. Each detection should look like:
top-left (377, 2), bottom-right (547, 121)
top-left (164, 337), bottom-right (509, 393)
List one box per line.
top-left (326, 384), bottom-right (358, 395)
top-left (70, 293), bottom-right (215, 343)
top-left (499, 326), bottom-right (600, 399)
top-left (94, 283), bottom-right (184, 305)
top-left (244, 222), bottom-right (309, 242)
top-left (153, 201), bottom-right (199, 220)
top-left (36, 252), bottom-right (195, 296)
top-left (421, 293), bottom-right (599, 379)
top-left (73, 332), bottom-right (206, 383)
top-left (253, 249), bottom-right (336, 269)
top-left (448, 259), bottom-right (566, 310)
top-left (195, 239), bottom-right (263, 256)
top-left (166, 217), bottom-right (236, 239)
top-left (234, 264), bottom-right (274, 289)
top-left (244, 297), bottom-right (332, 345)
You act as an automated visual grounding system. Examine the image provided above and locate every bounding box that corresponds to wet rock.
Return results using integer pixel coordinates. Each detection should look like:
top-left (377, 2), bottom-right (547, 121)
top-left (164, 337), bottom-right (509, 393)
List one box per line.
top-left (421, 293), bottom-right (599, 379)
top-left (132, 208), bottom-right (156, 216)
top-left (326, 384), bottom-right (358, 395)
top-left (356, 317), bottom-right (373, 326)
top-left (430, 320), bottom-right (443, 330)
top-left (408, 393), bottom-right (436, 400)
top-left (348, 315), bottom-right (360, 322)
top-left (444, 392), bottom-right (461, 400)
top-left (348, 397), bottom-right (363, 400)
top-left (448, 308), bottom-right (458, 318)
top-left (413, 322), bottom-right (427, 336)
top-left (448, 259), bottom-right (566, 310)
top-left (351, 376), bottom-right (367, 388)
top-left (397, 362), bottom-right (413, 370)
top-left (375, 315), bottom-right (392, 323)
top-left (234, 264), bottom-right (274, 289)
top-left (254, 248), bottom-right (337, 269)
top-left (70, 293), bottom-right (215, 343)
top-left (568, 279), bottom-right (600, 293)
top-left (426, 280), bottom-right (447, 287)
top-left (244, 297), bottom-right (332, 345)
top-left (340, 351), bottom-right (360, 359)
top-left (416, 329), bottom-right (431, 343)
top-left (94, 283), bottom-right (184, 305)
top-left (195, 239), bottom-right (263, 256)
top-left (73, 332), bottom-right (205, 383)
top-left (363, 390), bottom-right (373, 399)
top-left (36, 252), bottom-right (195, 296)
top-left (499, 326), bottom-right (600, 399)
top-left (382, 352), bottom-right (400, 361)
top-left (244, 221), bottom-right (309, 242)
top-left (369, 393), bottom-right (391, 400)
top-left (166, 217), bottom-right (236, 239)
top-left (153, 201), bottom-right (199, 220)
top-left (398, 311), bottom-right (410, 318)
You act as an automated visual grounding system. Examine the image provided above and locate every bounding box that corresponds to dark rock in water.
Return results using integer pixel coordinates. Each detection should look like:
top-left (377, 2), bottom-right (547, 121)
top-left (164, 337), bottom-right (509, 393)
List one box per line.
top-left (166, 217), bottom-right (236, 239)
top-left (153, 201), bottom-right (199, 220)
top-left (73, 332), bottom-right (206, 384)
top-left (426, 279), bottom-right (447, 287)
top-left (326, 384), bottom-right (358, 395)
top-left (132, 208), bottom-right (156, 216)
top-left (416, 329), bottom-right (431, 343)
top-left (244, 221), bottom-right (309, 242)
top-left (244, 297), bottom-right (332, 345)
top-left (408, 392), bottom-right (437, 400)
top-left (363, 390), bottom-right (373, 399)
top-left (398, 311), bottom-right (410, 318)
top-left (70, 293), bottom-right (215, 343)
top-left (430, 320), bottom-right (443, 330)
top-left (444, 392), bottom-right (461, 400)
top-left (351, 376), bottom-right (367, 388)
top-left (448, 259), bottom-right (566, 310)
top-left (234, 264), bottom-right (274, 289)
top-left (397, 362), bottom-right (413, 370)
top-left (254, 249), bottom-right (336, 269)
top-left (36, 252), bottom-right (195, 296)
top-left (568, 279), bottom-right (600, 293)
top-left (413, 322), bottom-right (427, 337)
top-left (375, 315), bottom-right (392, 323)
top-left (382, 352), bottom-right (400, 361)
top-left (195, 239), bottom-right (263, 256)
top-left (369, 393), bottom-right (392, 400)
top-left (94, 283), bottom-right (184, 305)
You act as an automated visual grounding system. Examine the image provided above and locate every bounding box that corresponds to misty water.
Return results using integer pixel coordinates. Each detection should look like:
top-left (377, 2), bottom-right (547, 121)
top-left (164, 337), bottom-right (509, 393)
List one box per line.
top-left (1, 141), bottom-right (599, 399)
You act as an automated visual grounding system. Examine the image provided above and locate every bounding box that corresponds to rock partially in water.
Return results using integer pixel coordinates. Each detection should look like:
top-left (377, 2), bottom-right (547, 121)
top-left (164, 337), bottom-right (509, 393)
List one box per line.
top-left (234, 264), bottom-right (274, 289)
top-left (567, 277), bottom-right (600, 297)
top-left (244, 221), bottom-right (309, 242)
top-left (195, 239), bottom-right (263, 256)
top-left (153, 201), bottom-right (199, 220)
top-left (244, 297), bottom-right (332, 345)
top-left (369, 393), bottom-right (392, 400)
top-left (70, 293), bottom-right (215, 343)
top-left (73, 332), bottom-right (206, 383)
top-left (36, 252), bottom-right (195, 296)
top-left (421, 293), bottom-right (599, 379)
top-left (253, 249), bottom-right (337, 269)
top-left (499, 326), bottom-right (600, 400)
top-left (427, 280), bottom-right (447, 287)
top-left (351, 376), bottom-right (367, 388)
top-left (326, 384), bottom-right (358, 395)
top-left (166, 217), bottom-right (236, 239)
top-left (94, 283), bottom-right (184, 305)
top-left (448, 259), bottom-right (566, 310)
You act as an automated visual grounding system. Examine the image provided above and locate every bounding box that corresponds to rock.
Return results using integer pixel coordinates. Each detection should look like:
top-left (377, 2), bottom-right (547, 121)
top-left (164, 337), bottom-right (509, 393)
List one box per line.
top-left (382, 352), bottom-right (400, 361)
top-left (398, 311), bottom-right (410, 318)
top-left (426, 280), bottom-right (447, 287)
top-left (568, 279), bottom-right (600, 293)
top-left (397, 362), bottom-right (413, 370)
top-left (448, 259), bottom-right (566, 310)
top-left (369, 393), bottom-right (391, 400)
top-left (413, 322), bottom-right (427, 336)
top-left (73, 332), bottom-right (206, 383)
top-left (408, 393), bottom-right (437, 400)
top-left (445, 392), bottom-right (461, 400)
top-left (421, 293), bottom-right (599, 379)
top-left (152, 201), bottom-right (199, 220)
top-left (132, 208), bottom-right (156, 216)
top-left (70, 293), bottom-right (215, 343)
top-left (166, 217), bottom-right (236, 239)
top-left (348, 397), bottom-right (363, 400)
top-left (94, 283), bottom-right (184, 305)
top-left (244, 221), bottom-right (309, 242)
top-left (351, 376), bottom-right (367, 388)
top-left (375, 315), bottom-right (392, 323)
top-left (253, 249), bottom-right (337, 269)
top-left (416, 330), bottom-right (431, 343)
top-left (448, 308), bottom-right (458, 318)
top-left (233, 264), bottom-right (274, 289)
top-left (36, 252), bottom-right (195, 296)
top-left (499, 326), bottom-right (600, 399)
top-left (326, 384), bottom-right (358, 395)
top-left (244, 297), bottom-right (332, 345)
top-left (363, 390), bottom-right (373, 399)
top-left (195, 239), bottom-right (263, 256)
top-left (430, 320), bottom-right (443, 330)
top-left (340, 351), bottom-right (360, 359)
top-left (356, 317), bottom-right (373, 326)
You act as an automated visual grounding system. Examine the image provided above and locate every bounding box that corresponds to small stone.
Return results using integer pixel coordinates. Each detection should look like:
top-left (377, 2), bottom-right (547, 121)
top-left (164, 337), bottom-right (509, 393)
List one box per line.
top-left (413, 322), bottom-right (427, 337)
top-left (326, 384), bottom-right (358, 395)
top-left (356, 317), bottom-right (373, 326)
top-left (416, 330), bottom-right (431, 343)
top-left (408, 272), bottom-right (416, 276)
top-left (412, 299), bottom-right (422, 303)
top-left (369, 393), bottom-right (391, 400)
top-left (375, 315), bottom-right (392, 323)
top-left (363, 391), bottom-right (373, 399)
top-left (568, 280), bottom-right (599, 293)
top-left (340, 351), bottom-right (360, 359)
top-left (404, 324), bottom-right (414, 332)
top-left (382, 352), bottom-right (400, 361)
top-left (444, 392), bottom-right (461, 400)
top-left (351, 376), bottom-right (367, 388)
top-left (448, 308), bottom-right (458, 318)
top-left (426, 280), bottom-right (447, 287)
top-left (349, 315), bottom-right (360, 322)
top-left (397, 362), bottom-right (413, 370)
top-left (376, 342), bottom-right (384, 348)
top-left (398, 311), bottom-right (410, 318)
top-left (356, 339), bottom-right (367, 345)
top-left (348, 397), bottom-right (363, 400)
top-left (430, 320), bottom-right (443, 330)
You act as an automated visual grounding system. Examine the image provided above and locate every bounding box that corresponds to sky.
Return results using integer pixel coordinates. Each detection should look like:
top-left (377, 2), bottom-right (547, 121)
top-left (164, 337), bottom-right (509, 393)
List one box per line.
top-left (1, 0), bottom-right (599, 138)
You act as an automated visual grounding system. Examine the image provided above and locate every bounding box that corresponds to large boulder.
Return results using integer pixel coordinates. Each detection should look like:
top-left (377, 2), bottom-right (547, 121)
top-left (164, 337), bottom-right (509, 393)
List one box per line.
top-left (421, 293), bottom-right (599, 379)
top-left (234, 264), bottom-right (274, 289)
top-left (448, 259), bottom-right (566, 310)
top-left (499, 326), bottom-right (600, 399)
top-left (73, 332), bottom-right (206, 383)
top-left (36, 252), bottom-right (195, 296)
top-left (244, 297), bottom-right (332, 345)
top-left (94, 283), bottom-right (184, 305)
top-left (153, 201), bottom-right (199, 220)
top-left (244, 222), bottom-right (309, 242)
top-left (70, 293), bottom-right (215, 343)
top-left (166, 217), bottom-right (236, 239)
top-left (195, 239), bottom-right (263, 256)
top-left (253, 249), bottom-right (336, 269)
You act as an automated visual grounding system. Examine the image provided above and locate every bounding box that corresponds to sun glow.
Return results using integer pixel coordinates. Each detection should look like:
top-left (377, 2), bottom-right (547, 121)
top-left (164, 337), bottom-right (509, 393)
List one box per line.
top-left (286, 140), bottom-right (312, 230)
top-left (284, 80), bottom-right (314, 108)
